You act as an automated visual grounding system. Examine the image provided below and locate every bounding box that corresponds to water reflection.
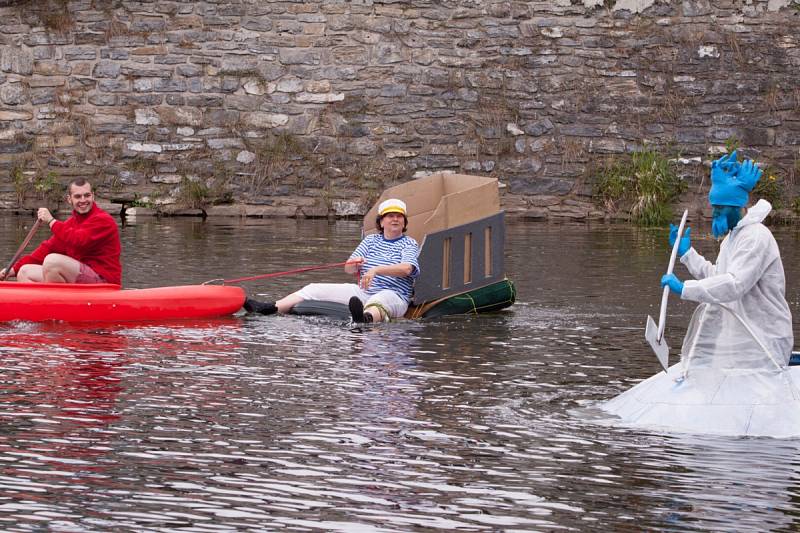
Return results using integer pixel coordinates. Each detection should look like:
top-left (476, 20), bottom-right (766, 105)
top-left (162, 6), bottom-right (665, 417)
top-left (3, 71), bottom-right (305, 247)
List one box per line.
top-left (0, 217), bottom-right (799, 530)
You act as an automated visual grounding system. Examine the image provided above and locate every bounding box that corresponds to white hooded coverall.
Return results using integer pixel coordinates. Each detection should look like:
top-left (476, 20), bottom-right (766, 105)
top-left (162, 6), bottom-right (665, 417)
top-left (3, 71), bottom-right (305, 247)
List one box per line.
top-left (603, 200), bottom-right (798, 437)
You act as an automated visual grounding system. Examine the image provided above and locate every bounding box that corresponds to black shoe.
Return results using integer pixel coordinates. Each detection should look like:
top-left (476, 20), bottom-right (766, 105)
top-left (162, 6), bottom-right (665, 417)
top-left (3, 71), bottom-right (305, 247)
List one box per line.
top-left (244, 298), bottom-right (277, 315)
top-left (348, 296), bottom-right (373, 323)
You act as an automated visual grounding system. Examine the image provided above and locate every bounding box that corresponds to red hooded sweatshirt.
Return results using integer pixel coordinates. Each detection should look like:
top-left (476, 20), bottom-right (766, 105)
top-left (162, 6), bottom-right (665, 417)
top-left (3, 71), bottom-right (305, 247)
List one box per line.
top-left (14, 203), bottom-right (122, 285)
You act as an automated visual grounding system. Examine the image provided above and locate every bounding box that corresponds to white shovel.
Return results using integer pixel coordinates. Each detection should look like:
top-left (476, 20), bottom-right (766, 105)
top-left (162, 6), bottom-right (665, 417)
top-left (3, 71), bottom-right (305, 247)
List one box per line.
top-left (645, 209), bottom-right (688, 373)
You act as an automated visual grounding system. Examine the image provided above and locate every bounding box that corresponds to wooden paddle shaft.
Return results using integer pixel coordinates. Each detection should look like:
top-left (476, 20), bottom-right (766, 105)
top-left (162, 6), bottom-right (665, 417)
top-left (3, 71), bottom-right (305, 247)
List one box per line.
top-left (657, 209), bottom-right (688, 342)
top-left (2, 218), bottom-right (43, 279)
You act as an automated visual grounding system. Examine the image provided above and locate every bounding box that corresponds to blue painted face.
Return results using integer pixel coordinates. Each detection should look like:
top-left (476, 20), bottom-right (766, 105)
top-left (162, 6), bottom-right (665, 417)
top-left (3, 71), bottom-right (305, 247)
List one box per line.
top-left (711, 205), bottom-right (742, 239)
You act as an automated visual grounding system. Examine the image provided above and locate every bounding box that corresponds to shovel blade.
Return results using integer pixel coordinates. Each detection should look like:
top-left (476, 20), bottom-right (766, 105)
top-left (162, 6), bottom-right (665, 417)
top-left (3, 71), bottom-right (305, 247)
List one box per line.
top-left (645, 315), bottom-right (669, 372)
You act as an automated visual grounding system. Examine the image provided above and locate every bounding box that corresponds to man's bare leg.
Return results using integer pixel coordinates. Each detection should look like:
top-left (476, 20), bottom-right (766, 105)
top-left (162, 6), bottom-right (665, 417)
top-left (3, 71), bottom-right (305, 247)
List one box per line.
top-left (42, 254), bottom-right (82, 283)
top-left (16, 264), bottom-right (44, 283)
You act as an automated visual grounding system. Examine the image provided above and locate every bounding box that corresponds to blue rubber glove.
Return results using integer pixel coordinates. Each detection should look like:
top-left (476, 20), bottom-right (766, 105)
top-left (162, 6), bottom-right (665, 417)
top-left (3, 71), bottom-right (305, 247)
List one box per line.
top-left (736, 158), bottom-right (763, 192)
top-left (669, 224), bottom-right (691, 257)
top-left (710, 150), bottom-right (740, 184)
top-left (661, 273), bottom-right (684, 296)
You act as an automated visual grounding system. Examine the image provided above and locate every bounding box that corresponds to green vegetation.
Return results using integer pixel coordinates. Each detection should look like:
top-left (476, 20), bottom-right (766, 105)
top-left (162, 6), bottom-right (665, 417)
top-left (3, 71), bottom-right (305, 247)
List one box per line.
top-left (177, 177), bottom-right (211, 210)
top-left (791, 196), bottom-right (800, 216)
top-left (724, 136), bottom-right (741, 154)
top-left (752, 167), bottom-right (785, 208)
top-left (12, 165), bottom-right (63, 207)
top-left (594, 149), bottom-right (687, 226)
top-left (176, 171), bottom-right (233, 210)
top-left (129, 194), bottom-right (156, 209)
top-left (34, 171), bottom-right (61, 200)
top-left (123, 156), bottom-right (159, 177)
top-left (247, 132), bottom-right (304, 196)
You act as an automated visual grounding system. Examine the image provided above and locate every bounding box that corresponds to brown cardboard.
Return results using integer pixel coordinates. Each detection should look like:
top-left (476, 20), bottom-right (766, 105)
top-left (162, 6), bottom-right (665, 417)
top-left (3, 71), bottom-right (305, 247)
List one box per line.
top-left (363, 172), bottom-right (500, 246)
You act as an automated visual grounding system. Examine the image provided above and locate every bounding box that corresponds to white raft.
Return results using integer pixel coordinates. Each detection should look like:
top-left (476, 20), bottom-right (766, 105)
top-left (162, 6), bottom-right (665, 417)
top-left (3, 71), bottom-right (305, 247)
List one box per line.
top-left (602, 304), bottom-right (800, 438)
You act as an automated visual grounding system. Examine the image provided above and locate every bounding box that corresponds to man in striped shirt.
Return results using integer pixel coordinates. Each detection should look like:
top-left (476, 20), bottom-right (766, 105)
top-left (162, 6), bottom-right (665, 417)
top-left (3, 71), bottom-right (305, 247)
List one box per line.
top-left (244, 198), bottom-right (420, 323)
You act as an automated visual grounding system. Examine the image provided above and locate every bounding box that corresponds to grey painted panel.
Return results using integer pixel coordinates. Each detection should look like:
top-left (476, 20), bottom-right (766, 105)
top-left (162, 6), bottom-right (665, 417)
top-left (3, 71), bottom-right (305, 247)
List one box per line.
top-left (413, 212), bottom-right (506, 305)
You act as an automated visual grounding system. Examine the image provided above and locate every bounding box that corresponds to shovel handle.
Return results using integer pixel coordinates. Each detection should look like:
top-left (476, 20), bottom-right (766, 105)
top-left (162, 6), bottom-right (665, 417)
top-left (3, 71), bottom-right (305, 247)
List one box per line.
top-left (657, 209), bottom-right (688, 342)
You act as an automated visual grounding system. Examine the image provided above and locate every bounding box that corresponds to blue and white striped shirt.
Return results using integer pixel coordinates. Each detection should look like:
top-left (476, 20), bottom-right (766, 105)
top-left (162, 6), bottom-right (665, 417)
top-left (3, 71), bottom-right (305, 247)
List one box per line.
top-left (350, 233), bottom-right (420, 301)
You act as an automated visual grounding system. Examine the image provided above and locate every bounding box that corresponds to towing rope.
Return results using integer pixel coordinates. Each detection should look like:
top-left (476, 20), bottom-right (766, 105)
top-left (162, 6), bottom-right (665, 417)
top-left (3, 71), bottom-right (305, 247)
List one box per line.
top-left (204, 259), bottom-right (361, 285)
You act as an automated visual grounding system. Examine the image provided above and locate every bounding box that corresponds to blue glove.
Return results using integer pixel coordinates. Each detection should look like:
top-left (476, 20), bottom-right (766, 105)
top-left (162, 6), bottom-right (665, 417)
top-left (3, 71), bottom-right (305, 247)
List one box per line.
top-left (669, 224), bottom-right (691, 257)
top-left (736, 158), bottom-right (763, 192)
top-left (710, 150), bottom-right (740, 184)
top-left (661, 273), bottom-right (684, 296)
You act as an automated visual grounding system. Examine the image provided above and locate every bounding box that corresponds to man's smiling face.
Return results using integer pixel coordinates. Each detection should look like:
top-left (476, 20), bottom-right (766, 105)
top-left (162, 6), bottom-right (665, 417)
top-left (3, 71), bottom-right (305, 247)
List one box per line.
top-left (68, 183), bottom-right (94, 215)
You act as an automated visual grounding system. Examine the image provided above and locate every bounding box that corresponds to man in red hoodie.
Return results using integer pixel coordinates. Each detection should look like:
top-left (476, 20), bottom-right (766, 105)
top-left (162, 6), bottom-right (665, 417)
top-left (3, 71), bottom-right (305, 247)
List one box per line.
top-left (0, 179), bottom-right (121, 285)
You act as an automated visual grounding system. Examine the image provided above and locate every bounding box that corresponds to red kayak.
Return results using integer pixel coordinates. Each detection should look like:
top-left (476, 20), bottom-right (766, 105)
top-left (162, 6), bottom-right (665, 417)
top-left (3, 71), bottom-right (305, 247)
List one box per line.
top-left (0, 282), bottom-right (245, 323)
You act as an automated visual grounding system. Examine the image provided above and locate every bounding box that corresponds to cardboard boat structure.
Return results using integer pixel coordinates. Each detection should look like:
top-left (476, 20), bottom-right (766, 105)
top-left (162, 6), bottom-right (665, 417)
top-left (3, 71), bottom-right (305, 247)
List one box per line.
top-left (0, 173), bottom-right (512, 323)
top-left (0, 282), bottom-right (246, 323)
top-left (291, 172), bottom-right (516, 320)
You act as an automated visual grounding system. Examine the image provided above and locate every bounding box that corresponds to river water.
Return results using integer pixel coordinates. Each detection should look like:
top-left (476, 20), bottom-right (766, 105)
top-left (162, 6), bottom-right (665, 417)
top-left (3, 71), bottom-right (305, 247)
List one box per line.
top-left (1, 215), bottom-right (800, 532)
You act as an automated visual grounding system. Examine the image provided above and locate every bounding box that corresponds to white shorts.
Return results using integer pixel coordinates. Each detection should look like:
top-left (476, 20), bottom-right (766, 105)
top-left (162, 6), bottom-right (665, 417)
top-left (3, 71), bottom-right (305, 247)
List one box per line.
top-left (295, 283), bottom-right (409, 319)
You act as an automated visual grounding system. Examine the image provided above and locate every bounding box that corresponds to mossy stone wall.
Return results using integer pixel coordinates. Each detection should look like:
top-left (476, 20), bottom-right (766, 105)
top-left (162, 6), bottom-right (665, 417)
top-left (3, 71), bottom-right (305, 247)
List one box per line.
top-left (0, 0), bottom-right (798, 220)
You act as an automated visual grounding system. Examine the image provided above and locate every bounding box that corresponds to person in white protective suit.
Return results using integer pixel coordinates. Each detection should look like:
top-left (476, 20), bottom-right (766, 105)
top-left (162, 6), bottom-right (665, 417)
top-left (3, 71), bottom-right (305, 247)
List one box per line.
top-left (602, 151), bottom-right (797, 437)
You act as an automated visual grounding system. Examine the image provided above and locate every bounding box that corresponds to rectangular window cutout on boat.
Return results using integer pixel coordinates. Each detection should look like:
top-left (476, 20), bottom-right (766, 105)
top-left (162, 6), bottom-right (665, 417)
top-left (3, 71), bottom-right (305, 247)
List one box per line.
top-left (463, 232), bottom-right (472, 284)
top-left (484, 226), bottom-right (492, 277)
top-left (442, 237), bottom-right (451, 289)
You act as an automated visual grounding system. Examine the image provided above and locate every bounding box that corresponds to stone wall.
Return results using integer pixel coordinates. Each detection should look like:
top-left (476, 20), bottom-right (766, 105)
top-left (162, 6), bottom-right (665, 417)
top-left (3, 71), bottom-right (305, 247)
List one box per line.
top-left (0, 0), bottom-right (799, 220)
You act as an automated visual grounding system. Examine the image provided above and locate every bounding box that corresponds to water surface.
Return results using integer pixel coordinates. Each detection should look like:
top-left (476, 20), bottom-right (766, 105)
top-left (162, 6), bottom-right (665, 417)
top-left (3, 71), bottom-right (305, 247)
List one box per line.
top-left (1, 215), bottom-right (799, 531)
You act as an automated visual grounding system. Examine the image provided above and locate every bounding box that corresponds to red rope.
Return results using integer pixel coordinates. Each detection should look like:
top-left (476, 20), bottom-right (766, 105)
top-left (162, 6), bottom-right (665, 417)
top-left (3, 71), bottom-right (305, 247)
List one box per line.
top-left (219, 259), bottom-right (361, 285)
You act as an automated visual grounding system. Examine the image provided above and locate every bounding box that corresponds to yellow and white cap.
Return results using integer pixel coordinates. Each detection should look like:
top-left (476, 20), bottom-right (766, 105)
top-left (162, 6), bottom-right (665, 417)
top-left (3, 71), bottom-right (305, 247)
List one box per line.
top-left (378, 198), bottom-right (407, 216)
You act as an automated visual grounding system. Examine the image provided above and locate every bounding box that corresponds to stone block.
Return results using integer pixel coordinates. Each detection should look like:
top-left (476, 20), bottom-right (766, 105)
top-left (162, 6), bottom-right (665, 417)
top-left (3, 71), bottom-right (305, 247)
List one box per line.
top-left (176, 64), bottom-right (203, 77)
top-left (508, 177), bottom-right (572, 195)
top-left (279, 49), bottom-right (321, 65)
top-left (154, 79), bottom-right (187, 92)
top-left (184, 95), bottom-right (224, 108)
top-left (243, 80), bottom-right (273, 95)
top-left (124, 207), bottom-right (157, 217)
top-left (206, 205), bottom-right (245, 217)
top-left (127, 142), bottom-right (162, 153)
top-left (34, 62), bottom-right (72, 76)
top-left (237, 150), bottom-right (256, 164)
top-left (151, 174), bottom-right (182, 184)
top-left (295, 92), bottom-right (345, 103)
top-left (0, 83), bottom-right (27, 105)
top-left (0, 110), bottom-right (32, 121)
top-left (0, 140), bottom-right (31, 153)
top-left (207, 138), bottom-right (245, 150)
top-left (154, 55), bottom-right (188, 65)
top-left (277, 78), bottom-right (304, 93)
top-left (95, 201), bottom-right (122, 215)
top-left (243, 18), bottom-right (274, 32)
top-left (244, 112), bottom-right (289, 129)
top-left (93, 61), bottom-right (121, 78)
top-left (159, 106), bottom-right (203, 126)
top-left (331, 199), bottom-right (363, 216)
top-left (0, 47), bottom-right (33, 75)
top-left (131, 16), bottom-right (167, 33)
top-left (162, 143), bottom-right (197, 151)
top-left (244, 204), bottom-right (300, 217)
top-left (98, 79), bottom-right (130, 92)
top-left (64, 47), bottom-right (97, 61)
top-left (349, 138), bottom-right (377, 155)
top-left (135, 108), bottom-right (161, 125)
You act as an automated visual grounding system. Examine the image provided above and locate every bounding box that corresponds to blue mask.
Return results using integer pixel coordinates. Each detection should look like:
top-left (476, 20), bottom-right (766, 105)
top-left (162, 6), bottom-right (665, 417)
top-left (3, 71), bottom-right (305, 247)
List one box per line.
top-left (711, 205), bottom-right (742, 239)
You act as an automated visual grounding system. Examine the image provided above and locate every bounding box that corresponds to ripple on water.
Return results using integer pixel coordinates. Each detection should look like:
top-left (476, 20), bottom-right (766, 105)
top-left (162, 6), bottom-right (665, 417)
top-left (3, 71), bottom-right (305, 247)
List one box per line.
top-left (1, 220), bottom-right (800, 531)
